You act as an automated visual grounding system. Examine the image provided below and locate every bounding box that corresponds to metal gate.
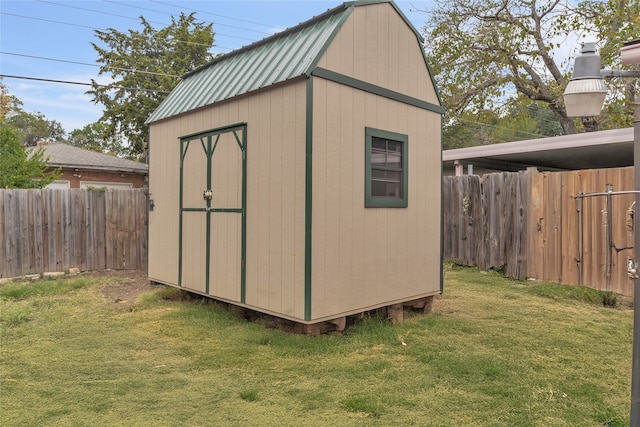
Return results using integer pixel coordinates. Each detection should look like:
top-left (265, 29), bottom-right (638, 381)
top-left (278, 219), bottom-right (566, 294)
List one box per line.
top-left (575, 187), bottom-right (637, 291)
top-left (178, 123), bottom-right (247, 303)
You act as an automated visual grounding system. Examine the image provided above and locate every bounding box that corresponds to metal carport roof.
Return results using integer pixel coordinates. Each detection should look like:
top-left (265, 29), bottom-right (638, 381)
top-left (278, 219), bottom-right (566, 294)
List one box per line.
top-left (442, 127), bottom-right (633, 175)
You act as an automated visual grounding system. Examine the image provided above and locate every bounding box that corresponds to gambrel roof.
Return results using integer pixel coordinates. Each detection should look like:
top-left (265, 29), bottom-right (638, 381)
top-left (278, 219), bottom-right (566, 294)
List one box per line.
top-left (147, 0), bottom-right (440, 124)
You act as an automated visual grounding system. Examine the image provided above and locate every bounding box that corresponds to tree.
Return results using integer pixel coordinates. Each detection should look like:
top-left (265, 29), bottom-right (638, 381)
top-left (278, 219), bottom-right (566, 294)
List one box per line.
top-left (0, 127), bottom-right (60, 189)
top-left (0, 80), bottom-right (20, 121)
top-left (422, 0), bottom-right (639, 141)
top-left (1, 81), bottom-right (66, 145)
top-left (6, 110), bottom-right (66, 146)
top-left (68, 122), bottom-right (126, 157)
top-left (441, 101), bottom-right (563, 149)
top-left (89, 12), bottom-right (215, 158)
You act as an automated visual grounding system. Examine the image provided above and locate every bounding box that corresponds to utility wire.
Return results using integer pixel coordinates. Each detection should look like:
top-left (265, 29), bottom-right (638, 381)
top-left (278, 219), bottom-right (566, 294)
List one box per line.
top-left (103, 0), bottom-right (273, 35)
top-left (2, 11), bottom-right (97, 31)
top-left (0, 51), bottom-right (181, 79)
top-left (37, 0), bottom-right (163, 25)
top-left (150, 0), bottom-right (277, 30)
top-left (37, 0), bottom-right (258, 42)
top-left (0, 12), bottom-right (233, 51)
top-left (0, 74), bottom-right (171, 94)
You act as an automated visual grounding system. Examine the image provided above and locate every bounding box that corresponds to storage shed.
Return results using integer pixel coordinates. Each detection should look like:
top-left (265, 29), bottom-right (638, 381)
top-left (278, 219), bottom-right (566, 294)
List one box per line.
top-left (146, 0), bottom-right (444, 327)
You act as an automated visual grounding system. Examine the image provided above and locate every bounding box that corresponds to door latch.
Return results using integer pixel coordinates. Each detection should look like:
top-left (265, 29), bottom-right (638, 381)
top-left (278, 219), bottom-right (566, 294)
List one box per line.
top-left (203, 189), bottom-right (213, 201)
top-left (628, 259), bottom-right (639, 280)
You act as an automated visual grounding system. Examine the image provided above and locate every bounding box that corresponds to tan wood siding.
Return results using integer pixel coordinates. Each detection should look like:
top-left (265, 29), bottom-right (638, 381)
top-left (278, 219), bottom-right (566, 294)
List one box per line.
top-left (316, 3), bottom-right (439, 106)
top-left (148, 120), bottom-right (180, 286)
top-left (311, 78), bottom-right (441, 319)
top-left (148, 80), bottom-right (307, 319)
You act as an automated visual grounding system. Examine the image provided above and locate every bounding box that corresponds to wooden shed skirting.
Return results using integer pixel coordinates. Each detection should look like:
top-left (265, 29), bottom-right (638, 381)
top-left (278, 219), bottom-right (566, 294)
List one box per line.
top-left (443, 167), bottom-right (636, 296)
top-left (0, 188), bottom-right (148, 278)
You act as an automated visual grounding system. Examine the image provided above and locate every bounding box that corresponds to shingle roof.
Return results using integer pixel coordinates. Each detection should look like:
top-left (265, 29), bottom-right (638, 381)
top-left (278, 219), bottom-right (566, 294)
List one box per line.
top-left (29, 143), bottom-right (148, 174)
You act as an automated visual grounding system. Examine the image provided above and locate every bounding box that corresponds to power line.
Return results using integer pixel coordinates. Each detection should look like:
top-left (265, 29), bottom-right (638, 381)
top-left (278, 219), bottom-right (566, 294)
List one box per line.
top-left (0, 12), bottom-right (234, 51)
top-left (0, 51), bottom-right (181, 79)
top-left (37, 0), bottom-right (258, 42)
top-left (1, 11), bottom-right (97, 31)
top-left (37, 0), bottom-right (160, 25)
top-left (0, 74), bottom-right (171, 94)
top-left (103, 0), bottom-right (273, 36)
top-left (150, 0), bottom-right (277, 30)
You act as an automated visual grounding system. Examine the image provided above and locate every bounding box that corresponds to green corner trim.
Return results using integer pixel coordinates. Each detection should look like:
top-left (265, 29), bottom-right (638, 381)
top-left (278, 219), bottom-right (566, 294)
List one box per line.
top-left (304, 76), bottom-right (314, 321)
top-left (439, 116), bottom-right (444, 294)
top-left (178, 139), bottom-right (184, 287)
top-left (240, 126), bottom-right (247, 304)
top-left (312, 67), bottom-right (445, 114)
top-left (304, 7), bottom-right (354, 77)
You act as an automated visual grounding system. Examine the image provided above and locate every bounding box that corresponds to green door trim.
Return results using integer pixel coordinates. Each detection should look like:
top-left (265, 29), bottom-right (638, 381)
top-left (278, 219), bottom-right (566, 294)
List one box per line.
top-left (178, 122), bottom-right (247, 303)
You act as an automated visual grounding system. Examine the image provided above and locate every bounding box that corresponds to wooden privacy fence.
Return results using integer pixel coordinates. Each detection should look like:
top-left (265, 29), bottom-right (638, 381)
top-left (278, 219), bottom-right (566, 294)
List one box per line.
top-left (443, 171), bottom-right (530, 280)
top-left (443, 167), bottom-right (636, 296)
top-left (0, 188), bottom-right (148, 278)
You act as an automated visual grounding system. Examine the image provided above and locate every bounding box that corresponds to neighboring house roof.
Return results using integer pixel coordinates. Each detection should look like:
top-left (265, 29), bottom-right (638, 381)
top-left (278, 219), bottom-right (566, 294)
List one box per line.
top-left (146, 0), bottom-right (439, 124)
top-left (29, 143), bottom-right (148, 174)
top-left (442, 127), bottom-right (633, 174)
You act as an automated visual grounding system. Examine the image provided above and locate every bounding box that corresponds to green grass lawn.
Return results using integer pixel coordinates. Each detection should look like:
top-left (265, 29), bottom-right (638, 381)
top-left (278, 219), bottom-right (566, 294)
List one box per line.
top-left (0, 264), bottom-right (633, 426)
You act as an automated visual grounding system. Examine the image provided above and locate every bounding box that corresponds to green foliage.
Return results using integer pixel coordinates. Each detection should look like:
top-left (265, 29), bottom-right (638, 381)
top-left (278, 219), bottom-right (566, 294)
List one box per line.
top-left (423, 0), bottom-right (639, 141)
top-left (89, 13), bottom-right (215, 158)
top-left (341, 394), bottom-right (384, 417)
top-left (5, 110), bottom-right (66, 146)
top-left (527, 282), bottom-right (618, 307)
top-left (0, 306), bottom-right (32, 328)
top-left (68, 122), bottom-right (127, 157)
top-left (239, 390), bottom-right (258, 402)
top-left (0, 127), bottom-right (60, 188)
top-left (0, 277), bottom-right (96, 301)
top-left (0, 80), bottom-right (20, 121)
top-left (1, 80), bottom-right (66, 145)
top-left (443, 102), bottom-right (563, 149)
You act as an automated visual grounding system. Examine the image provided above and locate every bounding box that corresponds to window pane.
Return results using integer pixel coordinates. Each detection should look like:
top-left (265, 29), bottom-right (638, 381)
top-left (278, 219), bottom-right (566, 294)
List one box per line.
top-left (372, 169), bottom-right (386, 179)
top-left (387, 141), bottom-right (401, 152)
top-left (372, 137), bottom-right (386, 150)
top-left (387, 153), bottom-right (401, 168)
top-left (366, 128), bottom-right (407, 206)
top-left (372, 180), bottom-right (400, 197)
top-left (372, 169), bottom-right (400, 182)
top-left (385, 170), bottom-right (401, 182)
top-left (371, 180), bottom-right (388, 197)
top-left (371, 151), bottom-right (386, 165)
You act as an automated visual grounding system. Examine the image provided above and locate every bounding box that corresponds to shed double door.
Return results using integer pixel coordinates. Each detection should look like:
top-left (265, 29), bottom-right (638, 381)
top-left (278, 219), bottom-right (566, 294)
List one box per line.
top-left (179, 124), bottom-right (246, 303)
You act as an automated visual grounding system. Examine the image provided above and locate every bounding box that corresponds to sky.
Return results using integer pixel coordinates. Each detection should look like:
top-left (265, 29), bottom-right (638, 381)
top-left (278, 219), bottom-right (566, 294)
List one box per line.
top-left (1, 0), bottom-right (435, 134)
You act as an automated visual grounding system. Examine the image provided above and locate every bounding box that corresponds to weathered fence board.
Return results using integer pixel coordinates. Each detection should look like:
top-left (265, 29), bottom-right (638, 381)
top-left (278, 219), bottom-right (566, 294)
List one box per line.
top-left (0, 188), bottom-right (148, 278)
top-left (443, 171), bottom-right (530, 280)
top-left (444, 166), bottom-right (636, 296)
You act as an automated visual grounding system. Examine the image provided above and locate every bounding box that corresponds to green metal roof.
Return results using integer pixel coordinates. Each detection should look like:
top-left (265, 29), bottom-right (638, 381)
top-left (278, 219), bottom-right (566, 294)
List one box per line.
top-left (146, 1), bottom-right (440, 124)
top-left (146, 4), bottom-right (351, 124)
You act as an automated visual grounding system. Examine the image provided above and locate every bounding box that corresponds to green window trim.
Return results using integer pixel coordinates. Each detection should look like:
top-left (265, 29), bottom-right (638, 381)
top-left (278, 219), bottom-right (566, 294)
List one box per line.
top-left (365, 127), bottom-right (408, 208)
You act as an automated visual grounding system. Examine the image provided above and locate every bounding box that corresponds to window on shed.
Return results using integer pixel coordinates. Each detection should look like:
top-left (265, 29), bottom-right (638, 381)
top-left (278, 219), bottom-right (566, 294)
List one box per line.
top-left (365, 127), bottom-right (408, 208)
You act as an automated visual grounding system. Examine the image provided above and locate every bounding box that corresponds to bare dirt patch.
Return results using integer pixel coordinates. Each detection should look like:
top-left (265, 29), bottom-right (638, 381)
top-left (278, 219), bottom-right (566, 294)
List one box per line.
top-left (89, 269), bottom-right (153, 307)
